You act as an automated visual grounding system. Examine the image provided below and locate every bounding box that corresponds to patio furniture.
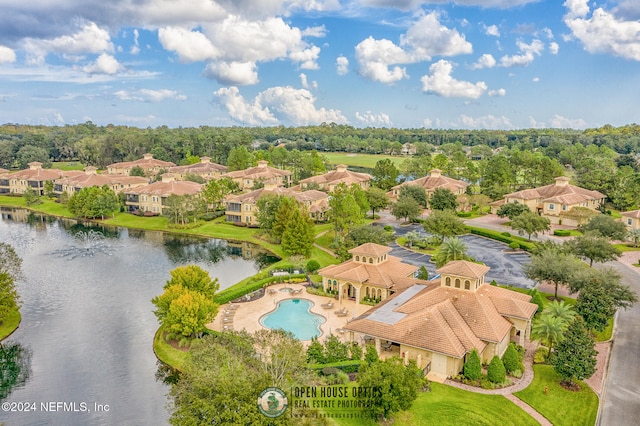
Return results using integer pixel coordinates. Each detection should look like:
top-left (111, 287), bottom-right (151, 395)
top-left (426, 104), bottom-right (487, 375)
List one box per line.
top-left (291, 288), bottom-right (302, 295)
top-left (227, 304), bottom-right (238, 310)
top-left (321, 301), bottom-right (334, 309)
top-left (335, 308), bottom-right (349, 317)
top-left (223, 318), bottom-right (233, 323)
top-left (268, 288), bottom-right (277, 295)
top-left (381, 341), bottom-right (393, 351)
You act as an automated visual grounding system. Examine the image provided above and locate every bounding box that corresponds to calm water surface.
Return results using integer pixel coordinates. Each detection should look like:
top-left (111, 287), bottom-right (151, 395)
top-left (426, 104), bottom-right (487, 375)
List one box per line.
top-left (0, 209), bottom-right (275, 425)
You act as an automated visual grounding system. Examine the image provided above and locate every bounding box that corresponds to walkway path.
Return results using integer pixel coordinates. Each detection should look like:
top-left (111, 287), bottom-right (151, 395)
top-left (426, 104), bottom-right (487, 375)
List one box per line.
top-left (444, 341), bottom-right (552, 425)
top-left (313, 229), bottom-right (336, 257)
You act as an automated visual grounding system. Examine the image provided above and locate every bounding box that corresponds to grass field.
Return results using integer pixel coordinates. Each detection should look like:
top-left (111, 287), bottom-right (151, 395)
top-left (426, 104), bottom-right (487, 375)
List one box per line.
top-left (0, 307), bottom-right (21, 341)
top-left (323, 152), bottom-right (405, 169)
top-left (51, 161), bottom-right (86, 171)
top-left (332, 383), bottom-right (538, 426)
top-left (514, 365), bottom-right (598, 426)
top-left (153, 325), bottom-right (190, 371)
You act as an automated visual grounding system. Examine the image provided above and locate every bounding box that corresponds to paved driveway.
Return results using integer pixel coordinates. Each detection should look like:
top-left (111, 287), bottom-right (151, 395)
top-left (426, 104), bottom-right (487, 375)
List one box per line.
top-left (389, 224), bottom-right (535, 289)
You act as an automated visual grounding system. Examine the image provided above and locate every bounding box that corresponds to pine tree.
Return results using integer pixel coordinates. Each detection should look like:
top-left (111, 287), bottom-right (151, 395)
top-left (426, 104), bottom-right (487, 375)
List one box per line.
top-left (281, 206), bottom-right (315, 257)
top-left (553, 317), bottom-right (597, 386)
top-left (502, 343), bottom-right (521, 374)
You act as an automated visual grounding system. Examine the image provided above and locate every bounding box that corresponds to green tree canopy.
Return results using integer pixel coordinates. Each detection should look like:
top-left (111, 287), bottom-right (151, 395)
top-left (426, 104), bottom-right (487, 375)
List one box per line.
top-left (281, 205), bottom-right (315, 257)
top-left (496, 202), bottom-right (530, 220)
top-left (463, 349), bottom-right (482, 380)
top-left (487, 356), bottom-right (506, 384)
top-left (553, 317), bottom-right (597, 386)
top-left (510, 210), bottom-right (551, 240)
top-left (365, 186), bottom-right (389, 217)
top-left (568, 232), bottom-right (621, 266)
top-left (226, 146), bottom-right (253, 171)
top-left (578, 214), bottom-right (628, 240)
top-left (328, 184), bottom-right (365, 238)
top-left (422, 209), bottom-right (466, 242)
top-left (524, 250), bottom-right (587, 299)
top-left (357, 357), bottom-right (424, 420)
top-left (371, 158), bottom-right (400, 191)
top-left (129, 165), bottom-right (146, 177)
top-left (576, 283), bottom-right (616, 332)
top-left (429, 188), bottom-right (458, 211)
top-left (531, 313), bottom-right (569, 361)
top-left (165, 265), bottom-right (220, 299)
top-left (67, 185), bottom-right (120, 219)
top-left (399, 185), bottom-right (428, 208)
top-left (391, 195), bottom-right (421, 223)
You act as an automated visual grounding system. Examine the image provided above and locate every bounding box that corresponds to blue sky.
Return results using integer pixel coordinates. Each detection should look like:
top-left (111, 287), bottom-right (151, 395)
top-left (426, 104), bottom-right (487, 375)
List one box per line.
top-left (0, 0), bottom-right (639, 130)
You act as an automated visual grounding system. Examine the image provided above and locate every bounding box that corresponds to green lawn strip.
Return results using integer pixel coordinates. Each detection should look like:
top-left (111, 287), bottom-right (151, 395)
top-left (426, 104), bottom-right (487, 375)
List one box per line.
top-left (51, 161), bottom-right (86, 171)
top-left (0, 307), bottom-right (21, 341)
top-left (465, 226), bottom-right (536, 251)
top-left (315, 229), bottom-right (336, 251)
top-left (0, 196), bottom-right (76, 218)
top-left (592, 318), bottom-right (614, 342)
top-left (153, 325), bottom-right (190, 371)
top-left (323, 152), bottom-right (405, 169)
top-left (514, 365), bottom-right (598, 426)
top-left (613, 243), bottom-right (640, 252)
top-left (329, 383), bottom-right (538, 426)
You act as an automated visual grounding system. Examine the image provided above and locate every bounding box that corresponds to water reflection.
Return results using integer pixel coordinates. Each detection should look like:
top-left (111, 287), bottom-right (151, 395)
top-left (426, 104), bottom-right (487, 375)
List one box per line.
top-left (0, 342), bottom-right (32, 400)
top-left (155, 361), bottom-right (181, 386)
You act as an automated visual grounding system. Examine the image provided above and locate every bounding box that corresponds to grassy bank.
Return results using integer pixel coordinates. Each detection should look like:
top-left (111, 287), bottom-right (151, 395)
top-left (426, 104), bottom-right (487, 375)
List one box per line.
top-left (153, 325), bottom-right (190, 371)
top-left (333, 383), bottom-right (538, 426)
top-left (0, 307), bottom-right (21, 341)
top-left (514, 365), bottom-right (598, 426)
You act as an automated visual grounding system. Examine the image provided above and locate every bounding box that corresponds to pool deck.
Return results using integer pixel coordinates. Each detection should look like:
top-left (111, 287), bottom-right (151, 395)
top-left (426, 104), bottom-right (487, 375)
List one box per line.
top-left (207, 283), bottom-right (372, 344)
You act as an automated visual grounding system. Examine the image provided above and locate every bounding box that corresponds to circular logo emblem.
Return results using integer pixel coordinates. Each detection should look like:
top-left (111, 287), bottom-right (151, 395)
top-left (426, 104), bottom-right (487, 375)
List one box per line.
top-left (257, 387), bottom-right (288, 418)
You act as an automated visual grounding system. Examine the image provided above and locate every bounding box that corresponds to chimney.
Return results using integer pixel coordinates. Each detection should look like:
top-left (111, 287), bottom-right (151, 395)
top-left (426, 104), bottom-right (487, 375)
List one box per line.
top-left (263, 183), bottom-right (278, 191)
top-left (429, 169), bottom-right (442, 178)
top-left (554, 176), bottom-right (570, 187)
top-left (84, 166), bottom-right (98, 175)
top-left (143, 153), bottom-right (153, 160)
top-left (336, 164), bottom-right (348, 173)
top-left (257, 160), bottom-right (268, 168)
top-left (28, 162), bottom-right (43, 170)
top-left (200, 156), bottom-right (211, 164)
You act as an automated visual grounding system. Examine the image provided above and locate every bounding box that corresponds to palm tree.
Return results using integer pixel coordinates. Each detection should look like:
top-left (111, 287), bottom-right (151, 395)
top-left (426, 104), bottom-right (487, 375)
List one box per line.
top-left (531, 313), bottom-right (569, 361)
top-left (627, 228), bottom-right (640, 248)
top-left (433, 237), bottom-right (472, 268)
top-left (405, 231), bottom-right (421, 248)
top-left (545, 300), bottom-right (575, 323)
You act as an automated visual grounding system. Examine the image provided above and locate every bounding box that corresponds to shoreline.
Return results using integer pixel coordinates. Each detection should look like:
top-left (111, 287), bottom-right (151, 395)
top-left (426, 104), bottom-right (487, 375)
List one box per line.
top-left (0, 308), bottom-right (22, 342)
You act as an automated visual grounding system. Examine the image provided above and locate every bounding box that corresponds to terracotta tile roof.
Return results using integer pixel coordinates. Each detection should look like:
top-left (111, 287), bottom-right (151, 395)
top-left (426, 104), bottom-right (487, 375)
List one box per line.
top-left (11, 167), bottom-right (68, 180)
top-left (169, 158), bottom-right (228, 175)
top-left (436, 260), bottom-right (490, 279)
top-left (348, 243), bottom-right (393, 257)
top-left (503, 177), bottom-right (605, 204)
top-left (345, 281), bottom-right (537, 358)
top-left (224, 186), bottom-right (328, 205)
top-left (57, 172), bottom-right (148, 189)
top-left (299, 165), bottom-right (371, 187)
top-left (222, 161), bottom-right (291, 181)
top-left (318, 256), bottom-right (417, 289)
top-left (390, 169), bottom-right (468, 194)
top-left (124, 180), bottom-right (202, 196)
top-left (621, 210), bottom-right (640, 219)
top-left (107, 154), bottom-right (175, 169)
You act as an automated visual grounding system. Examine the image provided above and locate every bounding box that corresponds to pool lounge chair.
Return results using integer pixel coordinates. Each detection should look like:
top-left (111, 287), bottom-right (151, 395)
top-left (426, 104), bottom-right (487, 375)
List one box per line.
top-left (321, 301), bottom-right (334, 309)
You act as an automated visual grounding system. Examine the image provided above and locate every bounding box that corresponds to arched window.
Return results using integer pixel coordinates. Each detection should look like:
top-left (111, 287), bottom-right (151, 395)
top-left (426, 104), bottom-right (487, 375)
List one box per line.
top-left (369, 258), bottom-right (373, 264)
top-left (445, 277), bottom-right (451, 287)
top-left (366, 287), bottom-right (370, 297)
top-left (377, 289), bottom-right (382, 298)
top-left (356, 255), bottom-right (360, 262)
top-left (455, 278), bottom-right (460, 288)
top-left (362, 257), bottom-right (367, 263)
top-left (464, 280), bottom-right (471, 290)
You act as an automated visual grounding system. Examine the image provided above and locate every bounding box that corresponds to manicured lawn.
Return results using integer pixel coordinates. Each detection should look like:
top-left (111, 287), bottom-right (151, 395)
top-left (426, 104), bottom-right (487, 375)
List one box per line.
top-left (514, 365), bottom-right (598, 426)
top-left (613, 243), bottom-right (640, 252)
top-left (0, 307), bottom-right (21, 341)
top-left (0, 196), bottom-right (76, 218)
top-left (333, 383), bottom-right (538, 426)
top-left (395, 237), bottom-right (437, 256)
top-left (153, 325), bottom-right (190, 371)
top-left (51, 161), bottom-right (86, 171)
top-left (323, 152), bottom-right (405, 169)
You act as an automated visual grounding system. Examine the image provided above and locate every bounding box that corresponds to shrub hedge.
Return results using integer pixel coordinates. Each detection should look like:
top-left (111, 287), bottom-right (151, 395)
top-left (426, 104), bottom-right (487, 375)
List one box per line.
top-left (553, 229), bottom-right (571, 236)
top-left (308, 360), bottom-right (363, 374)
top-left (214, 274), bottom-right (307, 304)
top-left (466, 226), bottom-right (535, 251)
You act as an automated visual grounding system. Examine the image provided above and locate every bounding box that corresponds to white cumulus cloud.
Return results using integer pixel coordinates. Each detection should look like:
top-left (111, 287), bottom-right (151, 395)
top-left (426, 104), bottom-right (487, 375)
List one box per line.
top-left (421, 60), bottom-right (487, 99)
top-left (214, 86), bottom-right (347, 126)
top-left (563, 0), bottom-right (640, 61)
top-left (82, 53), bottom-right (123, 75)
top-left (355, 111), bottom-right (392, 126)
top-left (203, 61), bottom-right (259, 85)
top-left (470, 53), bottom-right (496, 69)
top-left (354, 12), bottom-right (472, 84)
top-left (550, 114), bottom-right (587, 129)
top-left (336, 55), bottom-right (349, 75)
top-left (0, 46), bottom-right (16, 64)
top-left (458, 114), bottom-right (513, 129)
top-left (549, 42), bottom-right (559, 54)
top-left (499, 39), bottom-right (544, 67)
top-left (485, 24), bottom-right (500, 37)
top-left (488, 88), bottom-right (506, 96)
top-left (299, 73), bottom-right (317, 89)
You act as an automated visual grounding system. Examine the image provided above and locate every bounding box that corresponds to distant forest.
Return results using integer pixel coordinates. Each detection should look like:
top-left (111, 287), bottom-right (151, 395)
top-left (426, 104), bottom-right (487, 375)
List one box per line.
top-left (2, 122), bottom-right (640, 210)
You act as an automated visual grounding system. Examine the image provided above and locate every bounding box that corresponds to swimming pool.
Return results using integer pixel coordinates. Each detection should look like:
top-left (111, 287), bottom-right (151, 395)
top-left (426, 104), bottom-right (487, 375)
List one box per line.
top-left (260, 299), bottom-right (326, 340)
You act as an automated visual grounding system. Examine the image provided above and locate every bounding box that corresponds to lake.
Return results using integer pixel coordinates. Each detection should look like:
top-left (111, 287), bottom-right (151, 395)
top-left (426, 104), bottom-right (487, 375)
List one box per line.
top-left (0, 208), bottom-right (275, 425)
